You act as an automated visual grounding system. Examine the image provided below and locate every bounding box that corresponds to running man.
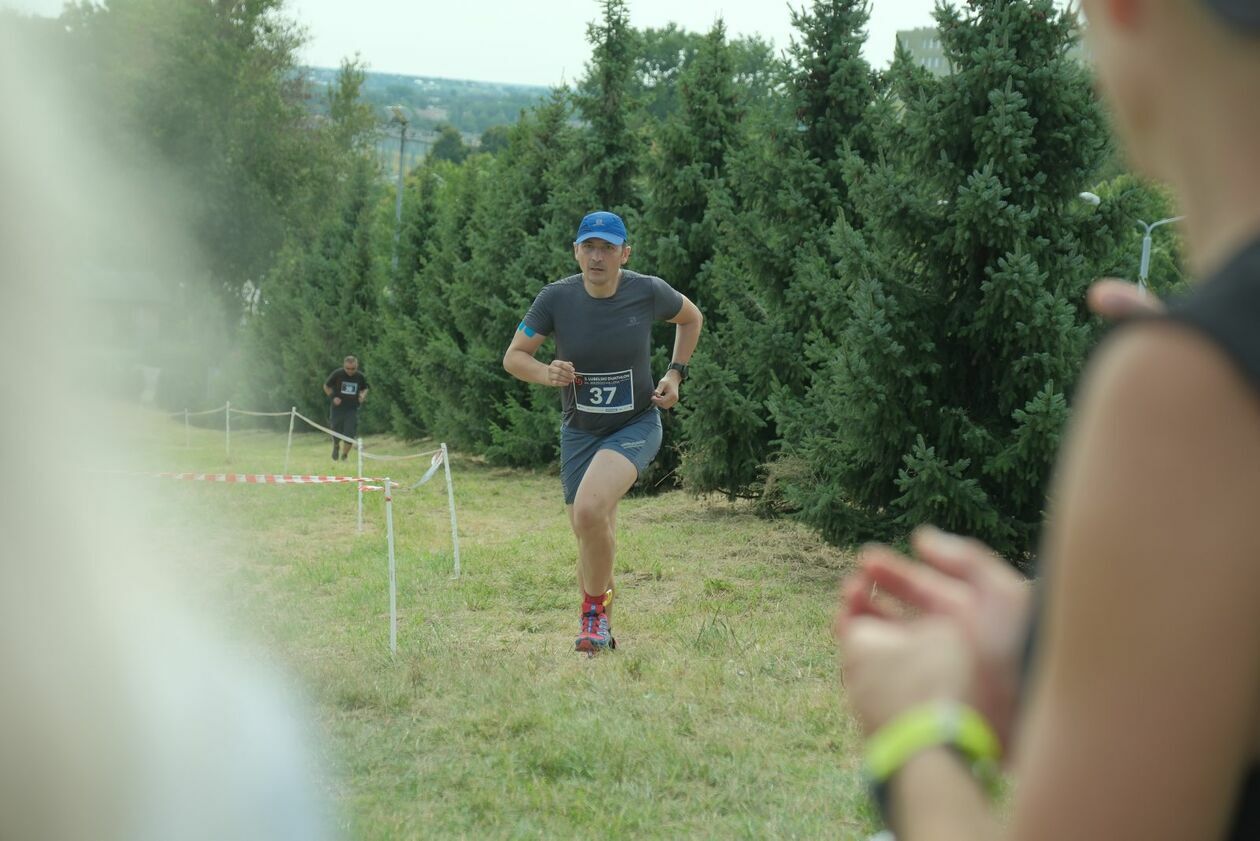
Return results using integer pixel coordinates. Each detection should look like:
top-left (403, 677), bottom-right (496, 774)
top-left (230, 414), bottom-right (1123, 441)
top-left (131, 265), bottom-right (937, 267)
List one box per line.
top-left (503, 211), bottom-right (703, 654)
top-left (323, 355), bottom-right (368, 461)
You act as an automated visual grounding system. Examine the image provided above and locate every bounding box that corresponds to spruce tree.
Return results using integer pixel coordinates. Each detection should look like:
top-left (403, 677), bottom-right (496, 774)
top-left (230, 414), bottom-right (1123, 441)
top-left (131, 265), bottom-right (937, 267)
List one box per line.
top-left (639, 21), bottom-right (743, 305)
top-left (479, 93), bottom-right (592, 466)
top-left (574, 0), bottom-right (643, 217)
top-left (778, 0), bottom-right (1128, 559)
top-left (678, 0), bottom-right (876, 498)
top-left (635, 22), bottom-right (746, 489)
top-left (391, 156), bottom-right (490, 446)
top-left (373, 165), bottom-right (444, 439)
top-left (246, 155), bottom-right (386, 421)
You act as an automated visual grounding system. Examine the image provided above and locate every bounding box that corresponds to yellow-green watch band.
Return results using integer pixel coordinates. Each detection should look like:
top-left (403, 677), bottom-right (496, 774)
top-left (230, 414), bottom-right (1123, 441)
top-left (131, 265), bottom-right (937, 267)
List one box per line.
top-left (864, 700), bottom-right (1002, 823)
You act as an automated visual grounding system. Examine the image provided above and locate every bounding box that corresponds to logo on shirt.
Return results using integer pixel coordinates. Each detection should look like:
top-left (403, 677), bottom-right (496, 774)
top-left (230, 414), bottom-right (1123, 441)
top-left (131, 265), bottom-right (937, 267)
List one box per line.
top-left (341, 381), bottom-right (358, 396)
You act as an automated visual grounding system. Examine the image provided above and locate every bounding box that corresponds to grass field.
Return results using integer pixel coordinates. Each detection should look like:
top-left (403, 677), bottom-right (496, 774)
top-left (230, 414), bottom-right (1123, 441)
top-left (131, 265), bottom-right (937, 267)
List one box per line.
top-left (131, 410), bottom-right (880, 840)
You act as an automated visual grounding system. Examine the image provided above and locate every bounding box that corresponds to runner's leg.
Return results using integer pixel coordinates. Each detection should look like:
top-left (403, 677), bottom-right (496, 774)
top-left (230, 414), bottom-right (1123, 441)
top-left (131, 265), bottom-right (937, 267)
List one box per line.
top-left (569, 505), bottom-right (620, 618)
top-left (570, 449), bottom-right (636, 602)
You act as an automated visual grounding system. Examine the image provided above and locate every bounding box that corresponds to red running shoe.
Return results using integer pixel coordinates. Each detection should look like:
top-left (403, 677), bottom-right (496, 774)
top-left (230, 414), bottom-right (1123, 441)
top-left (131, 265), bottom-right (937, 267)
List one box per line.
top-left (575, 589), bottom-right (615, 654)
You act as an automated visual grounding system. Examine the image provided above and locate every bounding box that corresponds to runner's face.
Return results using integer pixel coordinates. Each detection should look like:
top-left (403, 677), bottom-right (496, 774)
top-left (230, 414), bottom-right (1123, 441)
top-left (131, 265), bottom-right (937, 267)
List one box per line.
top-left (574, 238), bottom-right (630, 283)
top-left (344, 361), bottom-right (358, 376)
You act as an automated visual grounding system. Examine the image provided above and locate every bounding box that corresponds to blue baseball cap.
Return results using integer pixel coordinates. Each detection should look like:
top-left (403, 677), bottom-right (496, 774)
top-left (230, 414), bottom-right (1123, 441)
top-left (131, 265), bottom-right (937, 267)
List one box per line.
top-left (575, 211), bottom-right (628, 246)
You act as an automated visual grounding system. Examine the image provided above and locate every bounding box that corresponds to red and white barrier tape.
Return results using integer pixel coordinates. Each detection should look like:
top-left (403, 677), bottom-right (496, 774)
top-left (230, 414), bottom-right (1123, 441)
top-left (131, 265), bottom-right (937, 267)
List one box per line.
top-left (155, 472), bottom-right (398, 486)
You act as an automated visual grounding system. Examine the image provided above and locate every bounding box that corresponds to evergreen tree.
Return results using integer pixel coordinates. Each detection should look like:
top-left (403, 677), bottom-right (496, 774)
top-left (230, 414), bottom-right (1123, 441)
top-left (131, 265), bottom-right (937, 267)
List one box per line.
top-left (61, 0), bottom-right (324, 309)
top-left (393, 156), bottom-right (488, 444)
top-left (373, 164), bottom-right (444, 439)
top-left (677, 0), bottom-right (876, 498)
top-left (639, 20), bottom-right (743, 305)
top-left (479, 93), bottom-right (590, 466)
top-left (429, 124), bottom-right (470, 164)
top-left (635, 22), bottom-right (746, 489)
top-left (370, 91), bottom-right (584, 454)
top-left (786, 0), bottom-right (877, 208)
top-left (246, 155), bottom-right (387, 422)
top-left (478, 124), bottom-right (512, 155)
top-left (777, 0), bottom-right (1128, 559)
top-left (633, 24), bottom-right (702, 122)
top-left (574, 0), bottom-right (643, 217)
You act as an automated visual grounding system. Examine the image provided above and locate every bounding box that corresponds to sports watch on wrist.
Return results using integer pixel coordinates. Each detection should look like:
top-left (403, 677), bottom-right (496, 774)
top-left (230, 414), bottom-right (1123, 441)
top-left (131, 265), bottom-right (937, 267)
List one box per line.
top-left (667, 362), bottom-right (689, 381)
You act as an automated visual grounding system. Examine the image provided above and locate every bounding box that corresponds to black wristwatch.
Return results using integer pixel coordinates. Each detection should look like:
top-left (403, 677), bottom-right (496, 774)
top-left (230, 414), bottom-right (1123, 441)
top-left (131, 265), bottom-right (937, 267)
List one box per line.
top-left (667, 362), bottom-right (689, 381)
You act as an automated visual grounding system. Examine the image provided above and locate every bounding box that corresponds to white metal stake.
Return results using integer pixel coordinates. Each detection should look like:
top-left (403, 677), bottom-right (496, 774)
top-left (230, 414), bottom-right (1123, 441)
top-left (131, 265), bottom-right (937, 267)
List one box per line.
top-left (283, 407), bottom-right (296, 475)
top-left (225, 401), bottom-right (231, 462)
top-left (441, 442), bottom-right (461, 578)
top-left (386, 476), bottom-right (397, 655)
top-left (357, 437), bottom-right (364, 533)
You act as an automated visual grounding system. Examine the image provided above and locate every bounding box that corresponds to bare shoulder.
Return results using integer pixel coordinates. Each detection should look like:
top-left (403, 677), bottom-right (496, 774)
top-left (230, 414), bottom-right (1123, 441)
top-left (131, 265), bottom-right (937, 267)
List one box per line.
top-left (1053, 318), bottom-right (1260, 591)
top-left (1012, 320), bottom-right (1260, 839)
top-left (1070, 320), bottom-right (1260, 495)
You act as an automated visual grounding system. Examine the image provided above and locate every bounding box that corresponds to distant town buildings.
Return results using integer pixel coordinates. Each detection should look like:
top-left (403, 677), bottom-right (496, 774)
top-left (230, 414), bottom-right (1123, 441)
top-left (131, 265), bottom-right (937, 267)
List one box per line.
top-left (895, 24), bottom-right (1092, 76)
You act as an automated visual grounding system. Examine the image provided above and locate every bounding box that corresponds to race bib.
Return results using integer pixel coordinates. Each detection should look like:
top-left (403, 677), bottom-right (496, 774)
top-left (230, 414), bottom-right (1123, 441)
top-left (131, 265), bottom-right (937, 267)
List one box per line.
top-left (572, 369), bottom-right (633, 414)
top-left (341, 381), bottom-right (359, 396)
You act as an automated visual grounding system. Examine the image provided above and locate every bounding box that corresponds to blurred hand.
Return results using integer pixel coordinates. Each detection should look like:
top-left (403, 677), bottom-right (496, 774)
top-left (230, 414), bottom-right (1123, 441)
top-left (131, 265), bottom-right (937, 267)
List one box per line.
top-left (651, 374), bottom-right (680, 409)
top-left (358, 393), bottom-right (365, 403)
top-left (838, 612), bottom-right (974, 735)
top-left (547, 359), bottom-right (576, 387)
top-left (332, 397), bottom-right (342, 406)
top-left (1087, 278), bottom-right (1166, 320)
top-left (837, 527), bottom-right (1031, 752)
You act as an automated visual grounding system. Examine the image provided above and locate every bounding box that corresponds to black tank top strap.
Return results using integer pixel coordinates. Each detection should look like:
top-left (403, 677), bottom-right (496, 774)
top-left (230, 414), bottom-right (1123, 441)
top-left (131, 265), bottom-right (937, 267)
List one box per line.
top-left (1163, 236), bottom-right (1260, 394)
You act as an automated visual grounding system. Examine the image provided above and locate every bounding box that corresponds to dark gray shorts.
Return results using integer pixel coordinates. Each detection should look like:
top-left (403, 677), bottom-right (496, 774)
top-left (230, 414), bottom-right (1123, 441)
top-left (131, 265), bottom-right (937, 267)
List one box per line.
top-left (330, 407), bottom-right (359, 440)
top-left (559, 408), bottom-right (662, 504)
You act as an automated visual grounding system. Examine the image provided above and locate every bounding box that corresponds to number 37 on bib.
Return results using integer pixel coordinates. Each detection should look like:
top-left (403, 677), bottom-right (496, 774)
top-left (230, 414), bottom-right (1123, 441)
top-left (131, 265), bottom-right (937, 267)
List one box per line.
top-left (572, 369), bottom-right (633, 414)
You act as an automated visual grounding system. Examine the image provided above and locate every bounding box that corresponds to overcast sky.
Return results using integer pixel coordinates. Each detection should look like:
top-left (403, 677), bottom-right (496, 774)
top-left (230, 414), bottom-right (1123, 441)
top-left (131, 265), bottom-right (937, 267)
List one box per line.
top-left (5, 0), bottom-right (952, 86)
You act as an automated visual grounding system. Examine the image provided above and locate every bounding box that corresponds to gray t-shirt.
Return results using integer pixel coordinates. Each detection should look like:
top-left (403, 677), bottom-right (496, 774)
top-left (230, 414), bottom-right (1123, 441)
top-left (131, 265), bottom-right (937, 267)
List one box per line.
top-left (522, 270), bottom-right (685, 434)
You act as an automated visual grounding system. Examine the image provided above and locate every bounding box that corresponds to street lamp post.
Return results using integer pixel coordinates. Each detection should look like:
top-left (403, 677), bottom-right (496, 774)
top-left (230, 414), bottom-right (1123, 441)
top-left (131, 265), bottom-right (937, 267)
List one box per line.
top-left (1136, 216), bottom-right (1184, 294)
top-left (388, 105), bottom-right (409, 271)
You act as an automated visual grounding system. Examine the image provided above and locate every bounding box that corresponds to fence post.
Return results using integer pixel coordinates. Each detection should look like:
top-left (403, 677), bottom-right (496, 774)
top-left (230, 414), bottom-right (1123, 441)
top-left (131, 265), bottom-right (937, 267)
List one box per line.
top-left (386, 477), bottom-right (397, 655)
top-left (442, 443), bottom-right (461, 578)
top-left (283, 407), bottom-right (296, 475)
top-left (356, 437), bottom-right (364, 533)
top-left (225, 401), bottom-right (231, 462)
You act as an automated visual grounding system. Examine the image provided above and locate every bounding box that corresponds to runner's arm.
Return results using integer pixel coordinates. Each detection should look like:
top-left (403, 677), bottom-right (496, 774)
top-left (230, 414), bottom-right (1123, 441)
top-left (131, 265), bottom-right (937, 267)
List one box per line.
top-left (503, 327), bottom-right (575, 387)
top-left (663, 296), bottom-right (703, 383)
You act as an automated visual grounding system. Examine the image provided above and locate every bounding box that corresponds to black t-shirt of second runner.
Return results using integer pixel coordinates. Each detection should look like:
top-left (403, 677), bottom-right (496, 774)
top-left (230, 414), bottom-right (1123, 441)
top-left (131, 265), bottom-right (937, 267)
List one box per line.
top-left (325, 368), bottom-right (368, 412)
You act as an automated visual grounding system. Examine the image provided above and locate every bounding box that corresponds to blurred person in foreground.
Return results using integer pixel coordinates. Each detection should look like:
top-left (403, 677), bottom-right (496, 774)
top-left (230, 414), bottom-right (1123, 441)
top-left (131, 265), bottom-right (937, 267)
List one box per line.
top-left (324, 354), bottom-right (369, 462)
top-left (836, 0), bottom-right (1260, 839)
top-left (0, 18), bottom-right (337, 841)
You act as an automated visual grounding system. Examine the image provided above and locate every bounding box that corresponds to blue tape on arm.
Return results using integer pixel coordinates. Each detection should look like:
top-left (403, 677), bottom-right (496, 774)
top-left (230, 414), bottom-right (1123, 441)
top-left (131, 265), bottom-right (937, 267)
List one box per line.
top-left (518, 321), bottom-right (537, 338)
